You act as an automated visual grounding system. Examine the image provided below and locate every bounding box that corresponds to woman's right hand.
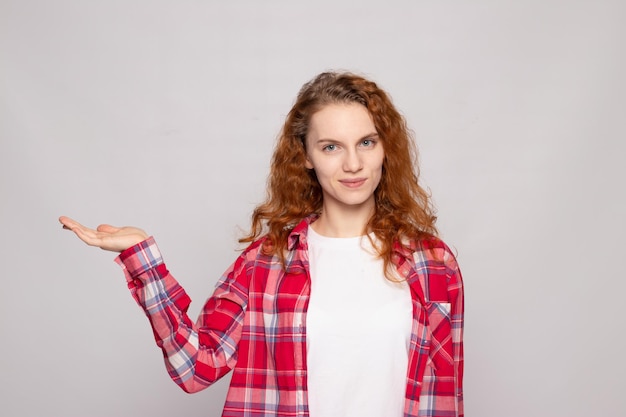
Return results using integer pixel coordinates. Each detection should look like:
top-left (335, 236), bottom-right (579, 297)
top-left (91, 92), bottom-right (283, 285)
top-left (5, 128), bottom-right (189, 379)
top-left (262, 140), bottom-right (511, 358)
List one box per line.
top-left (59, 216), bottom-right (149, 253)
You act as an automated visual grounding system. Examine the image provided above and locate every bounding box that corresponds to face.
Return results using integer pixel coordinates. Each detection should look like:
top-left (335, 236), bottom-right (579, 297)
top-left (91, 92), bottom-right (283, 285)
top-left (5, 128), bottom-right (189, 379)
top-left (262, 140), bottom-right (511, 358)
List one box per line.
top-left (305, 102), bottom-right (384, 216)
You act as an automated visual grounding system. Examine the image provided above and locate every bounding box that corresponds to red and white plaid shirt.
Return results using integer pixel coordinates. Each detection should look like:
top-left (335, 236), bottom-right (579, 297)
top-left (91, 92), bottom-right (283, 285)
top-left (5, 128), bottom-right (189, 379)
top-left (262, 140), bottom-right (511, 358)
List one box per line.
top-left (116, 216), bottom-right (464, 417)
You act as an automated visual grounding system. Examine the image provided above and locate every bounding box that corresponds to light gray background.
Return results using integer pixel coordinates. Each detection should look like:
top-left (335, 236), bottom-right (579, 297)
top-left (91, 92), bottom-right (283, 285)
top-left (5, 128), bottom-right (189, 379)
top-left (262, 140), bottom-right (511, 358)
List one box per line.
top-left (1, 1), bottom-right (625, 416)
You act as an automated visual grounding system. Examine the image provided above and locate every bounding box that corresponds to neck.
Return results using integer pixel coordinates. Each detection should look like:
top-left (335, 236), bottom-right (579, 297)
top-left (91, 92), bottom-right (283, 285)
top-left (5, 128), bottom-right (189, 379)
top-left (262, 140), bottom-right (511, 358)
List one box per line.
top-left (311, 202), bottom-right (375, 238)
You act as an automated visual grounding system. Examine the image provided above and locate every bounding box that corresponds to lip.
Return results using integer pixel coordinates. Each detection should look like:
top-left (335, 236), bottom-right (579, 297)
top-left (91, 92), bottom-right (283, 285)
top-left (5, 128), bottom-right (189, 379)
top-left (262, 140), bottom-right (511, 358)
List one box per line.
top-left (338, 178), bottom-right (367, 188)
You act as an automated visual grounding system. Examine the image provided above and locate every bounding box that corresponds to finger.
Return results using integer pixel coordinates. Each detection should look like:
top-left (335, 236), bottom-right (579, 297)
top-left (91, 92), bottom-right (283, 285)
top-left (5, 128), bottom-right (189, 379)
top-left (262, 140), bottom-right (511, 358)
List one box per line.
top-left (59, 216), bottom-right (75, 228)
top-left (59, 216), bottom-right (88, 232)
top-left (71, 226), bottom-right (103, 247)
top-left (58, 217), bottom-right (100, 244)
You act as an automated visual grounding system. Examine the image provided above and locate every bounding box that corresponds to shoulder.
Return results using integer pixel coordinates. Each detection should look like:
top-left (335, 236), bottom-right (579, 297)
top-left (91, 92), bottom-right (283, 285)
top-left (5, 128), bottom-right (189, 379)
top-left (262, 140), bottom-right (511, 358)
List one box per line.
top-left (419, 236), bottom-right (458, 265)
top-left (400, 235), bottom-right (461, 276)
top-left (238, 235), bottom-right (276, 263)
top-left (402, 236), bottom-right (463, 302)
top-left (217, 236), bottom-right (285, 291)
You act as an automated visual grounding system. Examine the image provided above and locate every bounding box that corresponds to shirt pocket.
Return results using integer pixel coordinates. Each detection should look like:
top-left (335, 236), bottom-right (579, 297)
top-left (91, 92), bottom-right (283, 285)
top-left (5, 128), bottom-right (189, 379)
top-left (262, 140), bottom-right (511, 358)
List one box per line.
top-left (425, 301), bottom-right (454, 372)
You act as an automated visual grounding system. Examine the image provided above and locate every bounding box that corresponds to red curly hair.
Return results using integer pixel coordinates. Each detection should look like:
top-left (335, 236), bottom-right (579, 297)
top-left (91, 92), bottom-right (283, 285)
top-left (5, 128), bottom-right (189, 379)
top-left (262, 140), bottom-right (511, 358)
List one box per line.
top-left (240, 71), bottom-right (438, 277)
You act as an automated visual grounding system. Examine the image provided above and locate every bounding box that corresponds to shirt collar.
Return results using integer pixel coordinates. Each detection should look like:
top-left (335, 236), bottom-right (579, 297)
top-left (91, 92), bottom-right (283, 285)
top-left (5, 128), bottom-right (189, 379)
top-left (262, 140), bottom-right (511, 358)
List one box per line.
top-left (286, 214), bottom-right (319, 251)
top-left (286, 214), bottom-right (421, 262)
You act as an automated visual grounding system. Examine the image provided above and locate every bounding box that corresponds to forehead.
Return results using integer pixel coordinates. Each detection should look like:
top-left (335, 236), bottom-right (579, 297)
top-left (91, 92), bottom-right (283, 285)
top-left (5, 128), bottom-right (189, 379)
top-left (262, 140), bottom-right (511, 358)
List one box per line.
top-left (307, 103), bottom-right (375, 140)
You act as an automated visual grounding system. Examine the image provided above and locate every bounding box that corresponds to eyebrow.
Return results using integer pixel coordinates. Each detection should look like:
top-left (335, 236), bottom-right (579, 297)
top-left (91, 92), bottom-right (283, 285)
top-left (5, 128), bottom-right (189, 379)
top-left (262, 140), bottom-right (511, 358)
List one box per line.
top-left (314, 132), bottom-right (379, 144)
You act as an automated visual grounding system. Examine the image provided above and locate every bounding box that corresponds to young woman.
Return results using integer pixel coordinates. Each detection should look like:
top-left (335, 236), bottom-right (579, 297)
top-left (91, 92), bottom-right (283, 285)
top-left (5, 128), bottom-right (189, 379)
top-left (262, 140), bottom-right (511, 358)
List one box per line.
top-left (59, 71), bottom-right (464, 417)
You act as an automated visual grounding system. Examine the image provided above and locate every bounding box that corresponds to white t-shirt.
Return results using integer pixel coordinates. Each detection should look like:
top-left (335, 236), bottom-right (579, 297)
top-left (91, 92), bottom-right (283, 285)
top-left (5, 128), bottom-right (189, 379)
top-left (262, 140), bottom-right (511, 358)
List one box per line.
top-left (306, 226), bottom-right (413, 417)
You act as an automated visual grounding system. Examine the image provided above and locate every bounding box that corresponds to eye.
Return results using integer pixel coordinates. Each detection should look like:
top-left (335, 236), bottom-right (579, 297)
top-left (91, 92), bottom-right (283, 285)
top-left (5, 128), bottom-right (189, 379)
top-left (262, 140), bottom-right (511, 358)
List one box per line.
top-left (361, 138), bottom-right (376, 147)
top-left (322, 144), bottom-right (337, 152)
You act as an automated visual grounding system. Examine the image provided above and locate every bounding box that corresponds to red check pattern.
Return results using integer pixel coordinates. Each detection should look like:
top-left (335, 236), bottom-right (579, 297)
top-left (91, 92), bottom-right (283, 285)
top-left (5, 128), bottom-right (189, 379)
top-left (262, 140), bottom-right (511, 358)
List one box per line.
top-left (116, 216), bottom-right (464, 416)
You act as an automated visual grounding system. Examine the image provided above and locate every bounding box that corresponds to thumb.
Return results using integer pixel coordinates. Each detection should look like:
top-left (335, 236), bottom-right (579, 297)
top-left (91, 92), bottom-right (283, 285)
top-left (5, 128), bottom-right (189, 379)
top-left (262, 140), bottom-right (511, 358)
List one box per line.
top-left (96, 224), bottom-right (120, 233)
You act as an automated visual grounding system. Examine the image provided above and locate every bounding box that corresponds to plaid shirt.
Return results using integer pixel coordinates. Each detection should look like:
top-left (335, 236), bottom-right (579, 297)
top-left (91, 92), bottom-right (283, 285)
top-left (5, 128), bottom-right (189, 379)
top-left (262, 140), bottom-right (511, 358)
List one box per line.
top-left (116, 216), bottom-right (464, 417)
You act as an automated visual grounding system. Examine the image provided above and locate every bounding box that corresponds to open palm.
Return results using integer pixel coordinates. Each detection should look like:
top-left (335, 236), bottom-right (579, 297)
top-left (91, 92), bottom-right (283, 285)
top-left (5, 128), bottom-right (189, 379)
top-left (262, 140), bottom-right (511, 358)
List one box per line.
top-left (59, 216), bottom-right (148, 252)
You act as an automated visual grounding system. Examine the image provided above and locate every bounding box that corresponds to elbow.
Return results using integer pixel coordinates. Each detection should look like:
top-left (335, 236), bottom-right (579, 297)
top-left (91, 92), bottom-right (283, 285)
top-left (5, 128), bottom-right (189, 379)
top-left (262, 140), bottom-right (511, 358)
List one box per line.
top-left (175, 366), bottom-right (229, 394)
top-left (179, 382), bottom-right (208, 394)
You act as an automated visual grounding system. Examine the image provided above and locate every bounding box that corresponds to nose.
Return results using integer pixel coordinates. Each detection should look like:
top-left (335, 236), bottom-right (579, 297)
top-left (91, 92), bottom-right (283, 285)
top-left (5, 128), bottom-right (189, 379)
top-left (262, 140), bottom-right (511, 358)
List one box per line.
top-left (342, 149), bottom-right (363, 172)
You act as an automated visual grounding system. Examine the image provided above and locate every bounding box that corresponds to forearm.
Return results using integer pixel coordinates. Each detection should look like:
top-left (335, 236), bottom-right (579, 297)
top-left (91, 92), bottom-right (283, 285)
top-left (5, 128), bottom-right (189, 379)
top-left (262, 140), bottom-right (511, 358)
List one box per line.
top-left (116, 238), bottom-right (239, 393)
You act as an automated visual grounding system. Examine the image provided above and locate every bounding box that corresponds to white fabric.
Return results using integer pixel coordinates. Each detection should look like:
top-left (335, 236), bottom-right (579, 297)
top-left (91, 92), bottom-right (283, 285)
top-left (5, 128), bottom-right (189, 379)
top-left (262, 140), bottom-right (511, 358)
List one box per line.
top-left (306, 226), bottom-right (413, 417)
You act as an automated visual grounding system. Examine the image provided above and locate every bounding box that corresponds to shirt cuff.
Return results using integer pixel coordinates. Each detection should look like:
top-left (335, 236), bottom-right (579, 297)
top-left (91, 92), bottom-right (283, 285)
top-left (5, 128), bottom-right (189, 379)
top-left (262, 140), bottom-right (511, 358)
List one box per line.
top-left (114, 236), bottom-right (163, 279)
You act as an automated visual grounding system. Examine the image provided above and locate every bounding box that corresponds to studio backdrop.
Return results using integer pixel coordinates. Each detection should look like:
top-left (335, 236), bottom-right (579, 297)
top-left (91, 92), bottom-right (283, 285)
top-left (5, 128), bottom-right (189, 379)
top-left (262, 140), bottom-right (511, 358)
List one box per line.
top-left (1, 1), bottom-right (625, 416)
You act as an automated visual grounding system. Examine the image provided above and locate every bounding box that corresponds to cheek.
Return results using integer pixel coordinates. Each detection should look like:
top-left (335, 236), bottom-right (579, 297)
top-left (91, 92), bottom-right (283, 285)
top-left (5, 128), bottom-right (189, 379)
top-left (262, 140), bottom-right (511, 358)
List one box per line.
top-left (374, 153), bottom-right (385, 172)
